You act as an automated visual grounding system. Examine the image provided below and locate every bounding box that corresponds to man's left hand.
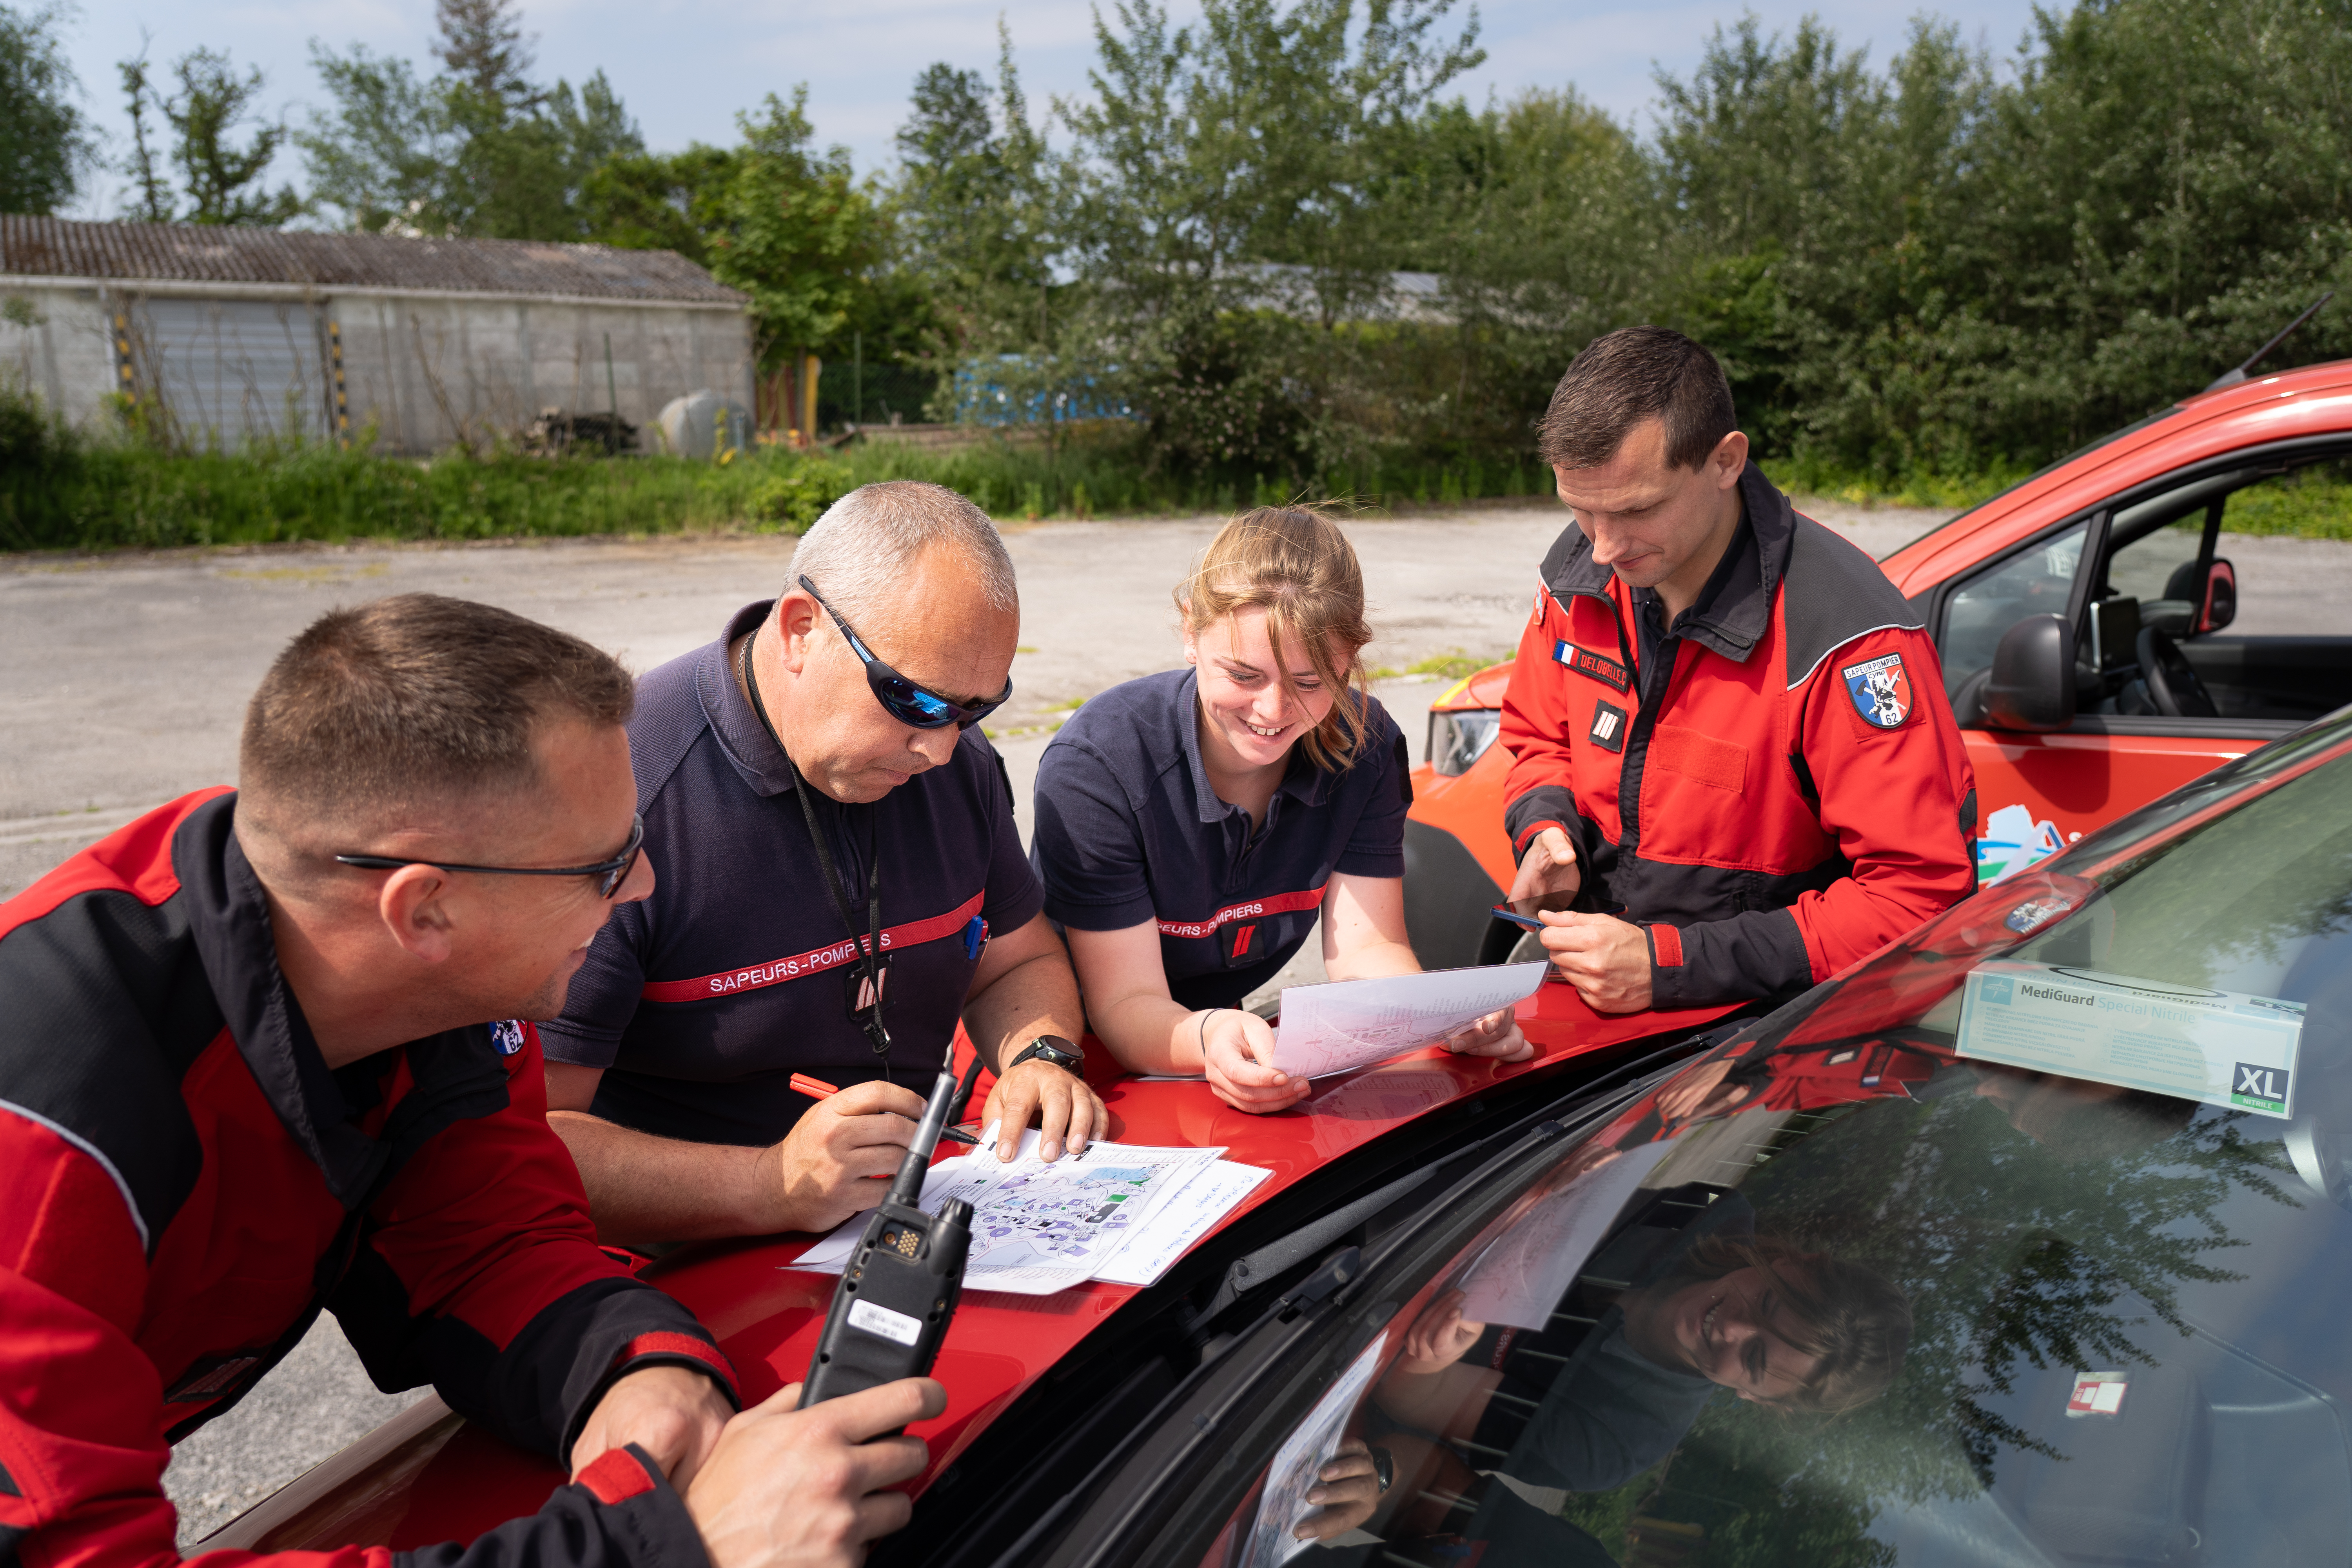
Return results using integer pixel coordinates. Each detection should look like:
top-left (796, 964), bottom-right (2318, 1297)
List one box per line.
top-left (570, 1363), bottom-right (735, 1490)
top-left (1538, 912), bottom-right (1653, 1013)
top-left (982, 1057), bottom-right (1106, 1163)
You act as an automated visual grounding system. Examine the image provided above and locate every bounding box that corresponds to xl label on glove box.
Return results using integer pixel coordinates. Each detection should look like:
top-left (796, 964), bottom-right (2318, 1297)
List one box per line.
top-left (1956, 960), bottom-right (2305, 1119)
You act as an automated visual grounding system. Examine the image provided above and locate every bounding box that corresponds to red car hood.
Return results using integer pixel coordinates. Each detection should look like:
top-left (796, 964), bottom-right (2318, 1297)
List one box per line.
top-left (207, 987), bottom-right (1740, 1555)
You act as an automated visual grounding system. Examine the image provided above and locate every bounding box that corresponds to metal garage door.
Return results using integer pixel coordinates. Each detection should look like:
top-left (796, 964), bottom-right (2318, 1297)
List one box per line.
top-left (140, 297), bottom-right (328, 450)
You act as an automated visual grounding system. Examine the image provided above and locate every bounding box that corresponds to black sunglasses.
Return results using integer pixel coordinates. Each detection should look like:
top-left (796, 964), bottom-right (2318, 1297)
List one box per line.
top-left (799, 574), bottom-right (1011, 730)
top-left (334, 815), bottom-right (646, 900)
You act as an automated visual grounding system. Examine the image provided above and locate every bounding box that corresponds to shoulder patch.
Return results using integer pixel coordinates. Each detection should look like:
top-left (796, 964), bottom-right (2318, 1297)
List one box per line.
top-left (1841, 652), bottom-right (1915, 729)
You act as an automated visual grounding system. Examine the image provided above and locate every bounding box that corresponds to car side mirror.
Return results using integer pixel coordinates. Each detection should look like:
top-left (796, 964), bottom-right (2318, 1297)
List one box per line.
top-left (2199, 558), bottom-right (2237, 633)
top-left (1985, 613), bottom-right (2077, 732)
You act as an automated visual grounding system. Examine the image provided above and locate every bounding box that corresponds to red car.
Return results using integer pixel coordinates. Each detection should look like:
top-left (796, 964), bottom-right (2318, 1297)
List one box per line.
top-left (1402, 358), bottom-right (2352, 968)
top-left (191, 704), bottom-right (2352, 1567)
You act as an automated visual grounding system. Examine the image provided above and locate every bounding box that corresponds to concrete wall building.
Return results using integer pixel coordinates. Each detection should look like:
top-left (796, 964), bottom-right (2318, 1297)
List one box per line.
top-left (0, 216), bottom-right (753, 455)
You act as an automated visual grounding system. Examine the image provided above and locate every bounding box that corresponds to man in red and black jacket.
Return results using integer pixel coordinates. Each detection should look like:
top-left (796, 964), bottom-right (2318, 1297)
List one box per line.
top-left (1502, 327), bottom-right (1978, 1012)
top-left (0, 595), bottom-right (938, 1568)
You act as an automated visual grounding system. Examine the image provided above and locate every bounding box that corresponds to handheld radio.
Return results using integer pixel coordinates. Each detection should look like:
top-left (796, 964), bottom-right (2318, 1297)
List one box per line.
top-left (798, 1061), bottom-right (982, 1407)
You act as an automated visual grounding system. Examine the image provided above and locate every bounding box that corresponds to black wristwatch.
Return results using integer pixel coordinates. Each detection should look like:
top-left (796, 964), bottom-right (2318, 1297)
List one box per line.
top-left (1008, 1034), bottom-right (1086, 1076)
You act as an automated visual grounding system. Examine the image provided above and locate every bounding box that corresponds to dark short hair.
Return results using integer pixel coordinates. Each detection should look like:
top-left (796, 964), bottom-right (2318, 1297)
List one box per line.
top-left (1539, 325), bottom-right (1737, 472)
top-left (240, 593), bottom-right (634, 826)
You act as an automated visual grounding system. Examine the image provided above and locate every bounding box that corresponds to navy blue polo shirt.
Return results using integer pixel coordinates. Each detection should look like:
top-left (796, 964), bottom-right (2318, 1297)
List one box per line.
top-left (1030, 668), bottom-right (1410, 1011)
top-left (541, 600), bottom-right (1043, 1148)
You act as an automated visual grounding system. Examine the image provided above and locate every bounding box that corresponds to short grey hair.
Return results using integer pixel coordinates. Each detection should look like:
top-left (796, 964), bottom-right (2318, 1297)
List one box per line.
top-left (788, 481), bottom-right (1018, 624)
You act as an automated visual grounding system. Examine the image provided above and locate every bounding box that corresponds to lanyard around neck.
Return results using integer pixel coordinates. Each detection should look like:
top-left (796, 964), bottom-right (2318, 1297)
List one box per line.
top-left (739, 631), bottom-right (891, 1058)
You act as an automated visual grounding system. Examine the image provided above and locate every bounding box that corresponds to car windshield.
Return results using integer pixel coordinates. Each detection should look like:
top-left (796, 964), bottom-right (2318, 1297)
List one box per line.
top-left (1205, 716), bottom-right (2352, 1568)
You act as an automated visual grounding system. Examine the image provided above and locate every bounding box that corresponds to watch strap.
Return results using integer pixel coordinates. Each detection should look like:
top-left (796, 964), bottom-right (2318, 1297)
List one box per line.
top-left (1009, 1035), bottom-right (1085, 1075)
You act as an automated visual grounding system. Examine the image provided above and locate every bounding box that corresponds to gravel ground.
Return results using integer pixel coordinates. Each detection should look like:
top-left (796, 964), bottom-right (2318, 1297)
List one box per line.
top-left (2, 492), bottom-right (2339, 1546)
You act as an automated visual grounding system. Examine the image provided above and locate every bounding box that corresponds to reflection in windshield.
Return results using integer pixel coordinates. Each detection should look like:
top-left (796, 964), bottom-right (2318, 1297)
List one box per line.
top-left (1223, 740), bottom-right (2352, 1567)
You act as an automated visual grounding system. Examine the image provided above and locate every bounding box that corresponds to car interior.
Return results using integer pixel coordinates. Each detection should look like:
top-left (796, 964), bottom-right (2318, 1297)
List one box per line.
top-left (1938, 449), bottom-right (2352, 732)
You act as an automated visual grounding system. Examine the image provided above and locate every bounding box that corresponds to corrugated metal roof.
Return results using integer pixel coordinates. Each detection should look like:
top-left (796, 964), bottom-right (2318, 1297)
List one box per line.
top-left (0, 215), bottom-right (746, 305)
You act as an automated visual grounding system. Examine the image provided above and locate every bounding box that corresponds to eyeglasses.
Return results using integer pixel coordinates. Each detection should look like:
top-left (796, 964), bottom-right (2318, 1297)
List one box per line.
top-left (334, 815), bottom-right (646, 900)
top-left (799, 575), bottom-right (1011, 731)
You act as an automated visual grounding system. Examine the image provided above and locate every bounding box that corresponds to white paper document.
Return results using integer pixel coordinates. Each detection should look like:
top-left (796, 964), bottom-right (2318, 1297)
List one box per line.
top-left (1093, 1159), bottom-right (1272, 1285)
top-left (1269, 962), bottom-right (1549, 1079)
top-left (1455, 1137), bottom-right (1682, 1331)
top-left (1245, 1332), bottom-right (1388, 1568)
top-left (788, 1127), bottom-right (1261, 1294)
top-left (1956, 960), bottom-right (2307, 1119)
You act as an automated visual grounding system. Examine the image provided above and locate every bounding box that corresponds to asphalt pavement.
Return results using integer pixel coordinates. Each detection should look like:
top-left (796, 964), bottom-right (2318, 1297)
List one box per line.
top-left (4, 496), bottom-right (2341, 1546)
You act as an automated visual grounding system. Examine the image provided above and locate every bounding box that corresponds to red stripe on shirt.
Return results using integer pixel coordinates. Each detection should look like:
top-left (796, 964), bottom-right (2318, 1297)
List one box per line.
top-left (1157, 884), bottom-right (1326, 940)
top-left (639, 892), bottom-right (986, 1003)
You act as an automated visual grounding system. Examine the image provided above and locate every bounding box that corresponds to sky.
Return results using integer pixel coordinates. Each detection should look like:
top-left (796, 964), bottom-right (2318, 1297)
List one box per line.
top-left (51, 0), bottom-right (2053, 220)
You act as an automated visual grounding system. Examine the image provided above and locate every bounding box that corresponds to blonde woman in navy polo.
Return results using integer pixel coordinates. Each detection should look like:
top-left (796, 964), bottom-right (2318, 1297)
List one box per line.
top-left (1031, 507), bottom-right (1531, 1113)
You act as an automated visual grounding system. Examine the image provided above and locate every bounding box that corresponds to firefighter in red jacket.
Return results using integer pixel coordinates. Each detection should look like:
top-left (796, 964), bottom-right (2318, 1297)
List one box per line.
top-left (1502, 327), bottom-right (1978, 1012)
top-left (0, 595), bottom-right (938, 1568)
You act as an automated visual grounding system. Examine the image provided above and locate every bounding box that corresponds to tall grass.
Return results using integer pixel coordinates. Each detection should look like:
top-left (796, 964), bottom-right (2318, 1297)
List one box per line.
top-left (0, 409), bottom-right (1567, 552)
top-left (8, 401), bottom-right (2348, 553)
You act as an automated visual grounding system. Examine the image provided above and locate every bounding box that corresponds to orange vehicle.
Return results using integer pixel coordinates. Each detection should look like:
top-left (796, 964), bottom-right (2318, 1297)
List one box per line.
top-left (1402, 354), bottom-right (2352, 970)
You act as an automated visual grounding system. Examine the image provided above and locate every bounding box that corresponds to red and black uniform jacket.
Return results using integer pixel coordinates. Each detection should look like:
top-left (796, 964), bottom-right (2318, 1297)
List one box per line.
top-left (1500, 465), bottom-right (1978, 1008)
top-left (0, 791), bottom-right (740, 1568)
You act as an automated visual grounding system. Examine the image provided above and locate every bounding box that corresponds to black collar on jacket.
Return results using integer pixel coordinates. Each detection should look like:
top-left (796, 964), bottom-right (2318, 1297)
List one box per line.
top-left (1539, 463), bottom-right (1797, 666)
top-left (173, 792), bottom-right (508, 1211)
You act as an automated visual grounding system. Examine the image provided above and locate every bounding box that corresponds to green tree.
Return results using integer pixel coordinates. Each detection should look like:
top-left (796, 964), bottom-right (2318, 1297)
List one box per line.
top-left (579, 143), bottom-right (730, 262)
top-left (1056, 0), bottom-right (1484, 477)
top-left (301, 0), bottom-right (644, 241)
top-left (892, 33), bottom-right (1058, 346)
top-left (887, 30), bottom-right (1063, 412)
top-left (432, 0), bottom-right (534, 109)
top-left (698, 89), bottom-right (887, 372)
top-left (296, 43), bottom-right (457, 234)
top-left (118, 45), bottom-right (300, 225)
top-left (0, 4), bottom-right (87, 214)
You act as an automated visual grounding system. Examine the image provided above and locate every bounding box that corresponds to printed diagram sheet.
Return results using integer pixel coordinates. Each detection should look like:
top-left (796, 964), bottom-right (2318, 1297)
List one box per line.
top-left (1244, 1331), bottom-right (1388, 1568)
top-left (1270, 962), bottom-right (1549, 1079)
top-left (791, 1127), bottom-right (1263, 1295)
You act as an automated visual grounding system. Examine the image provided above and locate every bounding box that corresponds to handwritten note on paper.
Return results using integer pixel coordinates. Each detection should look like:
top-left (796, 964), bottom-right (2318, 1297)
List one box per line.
top-left (1455, 1138), bottom-right (1682, 1331)
top-left (1269, 962), bottom-right (1548, 1079)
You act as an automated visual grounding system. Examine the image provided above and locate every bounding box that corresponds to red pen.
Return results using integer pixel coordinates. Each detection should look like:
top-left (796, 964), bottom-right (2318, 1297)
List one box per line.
top-left (791, 1071), bottom-right (978, 1142)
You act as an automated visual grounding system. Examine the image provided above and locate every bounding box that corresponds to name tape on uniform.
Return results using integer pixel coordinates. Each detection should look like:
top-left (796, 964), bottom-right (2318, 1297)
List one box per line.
top-left (1552, 639), bottom-right (1630, 693)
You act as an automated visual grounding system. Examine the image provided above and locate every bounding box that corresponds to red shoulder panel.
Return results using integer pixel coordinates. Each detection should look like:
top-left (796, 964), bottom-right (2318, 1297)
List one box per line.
top-left (0, 789), bottom-right (233, 939)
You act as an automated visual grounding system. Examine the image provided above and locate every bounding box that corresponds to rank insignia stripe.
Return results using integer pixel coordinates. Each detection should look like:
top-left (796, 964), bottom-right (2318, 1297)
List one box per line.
top-left (1840, 651), bottom-right (1915, 729)
top-left (1588, 700), bottom-right (1628, 754)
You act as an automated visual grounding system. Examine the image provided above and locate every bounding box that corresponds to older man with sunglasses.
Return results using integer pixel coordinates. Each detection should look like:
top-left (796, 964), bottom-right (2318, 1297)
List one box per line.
top-left (543, 481), bottom-right (1101, 1246)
